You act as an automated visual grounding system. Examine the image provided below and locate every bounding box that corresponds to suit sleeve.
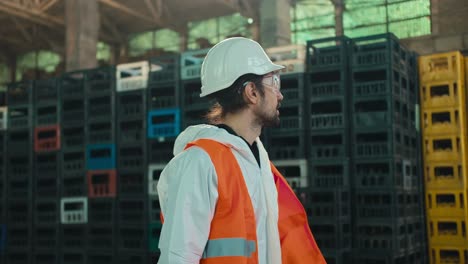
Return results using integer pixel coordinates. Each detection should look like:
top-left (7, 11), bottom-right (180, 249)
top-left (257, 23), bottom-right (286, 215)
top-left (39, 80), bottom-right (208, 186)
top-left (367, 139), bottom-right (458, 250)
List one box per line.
top-left (157, 147), bottom-right (218, 264)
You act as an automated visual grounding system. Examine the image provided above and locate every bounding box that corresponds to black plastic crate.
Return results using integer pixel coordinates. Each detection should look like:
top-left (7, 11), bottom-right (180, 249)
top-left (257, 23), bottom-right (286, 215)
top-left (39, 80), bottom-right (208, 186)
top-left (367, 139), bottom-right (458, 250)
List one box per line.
top-left (267, 132), bottom-right (307, 160)
top-left (60, 71), bottom-right (85, 100)
top-left (149, 195), bottom-right (161, 223)
top-left (35, 78), bottom-right (59, 104)
top-left (308, 71), bottom-right (348, 100)
top-left (117, 251), bottom-right (147, 264)
top-left (117, 226), bottom-right (147, 251)
top-left (309, 130), bottom-right (349, 160)
top-left (182, 108), bottom-right (208, 129)
top-left (118, 145), bottom-right (146, 171)
top-left (88, 251), bottom-right (115, 264)
top-left (7, 249), bottom-right (31, 264)
top-left (118, 169), bottom-right (146, 197)
top-left (320, 249), bottom-right (351, 264)
top-left (181, 80), bottom-right (211, 111)
top-left (354, 158), bottom-right (410, 189)
top-left (8, 105), bottom-right (34, 131)
top-left (7, 200), bottom-right (31, 225)
top-left (309, 159), bottom-right (350, 188)
top-left (353, 130), bottom-right (404, 159)
top-left (34, 251), bottom-right (59, 264)
top-left (36, 152), bottom-right (60, 176)
top-left (300, 188), bottom-right (351, 220)
top-left (61, 150), bottom-right (85, 177)
top-left (34, 225), bottom-right (59, 250)
top-left (280, 73), bottom-right (305, 103)
top-left (35, 104), bottom-right (60, 126)
top-left (148, 83), bottom-right (179, 109)
top-left (354, 190), bottom-right (402, 222)
top-left (8, 130), bottom-right (32, 154)
top-left (117, 199), bottom-right (147, 226)
top-left (116, 91), bottom-right (146, 121)
top-left (60, 225), bottom-right (87, 249)
top-left (6, 224), bottom-right (31, 250)
top-left (86, 95), bottom-right (114, 123)
top-left (149, 54), bottom-right (180, 84)
top-left (85, 66), bottom-right (115, 98)
top-left (88, 199), bottom-right (116, 225)
top-left (310, 222), bottom-right (351, 250)
top-left (61, 251), bottom-right (86, 264)
top-left (310, 98), bottom-right (349, 131)
top-left (34, 199), bottom-right (58, 225)
top-left (354, 223), bottom-right (408, 253)
top-left (87, 121), bottom-right (115, 144)
top-left (351, 251), bottom-right (409, 264)
top-left (352, 33), bottom-right (409, 72)
top-left (117, 119), bottom-right (145, 146)
top-left (62, 126), bottom-right (85, 150)
top-left (307, 36), bottom-right (352, 71)
top-left (61, 98), bottom-right (85, 127)
top-left (88, 225), bottom-right (115, 250)
top-left (7, 80), bottom-right (34, 106)
top-left (148, 138), bottom-right (175, 163)
top-left (7, 174), bottom-right (31, 198)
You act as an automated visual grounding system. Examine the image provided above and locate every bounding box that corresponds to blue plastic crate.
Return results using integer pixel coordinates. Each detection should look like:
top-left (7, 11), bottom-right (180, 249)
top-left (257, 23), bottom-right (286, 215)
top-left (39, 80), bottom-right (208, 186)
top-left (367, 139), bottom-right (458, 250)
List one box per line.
top-left (147, 108), bottom-right (181, 138)
top-left (86, 144), bottom-right (116, 170)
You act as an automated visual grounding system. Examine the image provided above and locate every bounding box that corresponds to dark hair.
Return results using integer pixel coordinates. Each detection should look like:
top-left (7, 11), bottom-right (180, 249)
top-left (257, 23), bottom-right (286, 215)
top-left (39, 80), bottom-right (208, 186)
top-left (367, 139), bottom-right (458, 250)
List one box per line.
top-left (204, 73), bottom-right (264, 124)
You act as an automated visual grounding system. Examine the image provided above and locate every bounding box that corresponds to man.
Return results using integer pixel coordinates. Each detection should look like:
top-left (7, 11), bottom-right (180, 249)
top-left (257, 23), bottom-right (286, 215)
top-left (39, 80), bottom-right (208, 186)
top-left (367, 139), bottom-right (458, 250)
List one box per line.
top-left (157, 37), bottom-right (325, 264)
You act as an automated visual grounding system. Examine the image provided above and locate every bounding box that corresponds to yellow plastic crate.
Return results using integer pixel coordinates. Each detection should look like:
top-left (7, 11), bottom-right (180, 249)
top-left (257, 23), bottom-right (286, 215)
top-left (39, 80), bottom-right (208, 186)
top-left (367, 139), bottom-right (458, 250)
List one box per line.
top-left (423, 135), bottom-right (464, 163)
top-left (422, 107), bottom-right (463, 136)
top-left (420, 81), bottom-right (461, 109)
top-left (424, 161), bottom-right (467, 190)
top-left (428, 216), bottom-right (468, 247)
top-left (419, 51), bottom-right (465, 83)
top-left (426, 190), bottom-right (468, 218)
top-left (430, 246), bottom-right (468, 264)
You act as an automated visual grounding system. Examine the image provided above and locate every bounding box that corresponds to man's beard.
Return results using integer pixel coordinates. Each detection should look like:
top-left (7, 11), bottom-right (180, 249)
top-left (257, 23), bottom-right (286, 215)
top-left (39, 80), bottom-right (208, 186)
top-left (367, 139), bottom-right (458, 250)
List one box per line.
top-left (257, 102), bottom-right (281, 128)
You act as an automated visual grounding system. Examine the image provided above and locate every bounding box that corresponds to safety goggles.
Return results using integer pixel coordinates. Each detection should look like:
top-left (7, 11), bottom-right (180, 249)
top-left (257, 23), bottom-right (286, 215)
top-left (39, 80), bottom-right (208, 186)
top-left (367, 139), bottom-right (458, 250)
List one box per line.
top-left (262, 73), bottom-right (281, 92)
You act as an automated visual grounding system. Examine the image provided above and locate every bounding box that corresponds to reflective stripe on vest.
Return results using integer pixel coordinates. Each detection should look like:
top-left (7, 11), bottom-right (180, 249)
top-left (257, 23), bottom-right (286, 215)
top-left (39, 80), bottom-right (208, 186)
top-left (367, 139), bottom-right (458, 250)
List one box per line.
top-left (202, 238), bottom-right (256, 259)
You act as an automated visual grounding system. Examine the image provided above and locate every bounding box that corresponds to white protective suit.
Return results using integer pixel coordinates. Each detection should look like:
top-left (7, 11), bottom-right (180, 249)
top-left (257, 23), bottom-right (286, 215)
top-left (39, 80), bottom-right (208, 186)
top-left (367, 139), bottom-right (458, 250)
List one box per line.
top-left (157, 124), bottom-right (282, 264)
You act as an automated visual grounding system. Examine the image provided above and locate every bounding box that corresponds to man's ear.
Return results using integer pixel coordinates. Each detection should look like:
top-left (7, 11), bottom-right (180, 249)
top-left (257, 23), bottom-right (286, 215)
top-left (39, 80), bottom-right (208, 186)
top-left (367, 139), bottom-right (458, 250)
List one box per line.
top-left (243, 82), bottom-right (260, 104)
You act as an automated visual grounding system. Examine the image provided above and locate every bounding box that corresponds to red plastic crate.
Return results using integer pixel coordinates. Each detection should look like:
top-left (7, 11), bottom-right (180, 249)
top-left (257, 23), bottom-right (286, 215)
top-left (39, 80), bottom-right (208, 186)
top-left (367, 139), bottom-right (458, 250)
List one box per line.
top-left (87, 169), bottom-right (117, 198)
top-left (34, 124), bottom-right (60, 152)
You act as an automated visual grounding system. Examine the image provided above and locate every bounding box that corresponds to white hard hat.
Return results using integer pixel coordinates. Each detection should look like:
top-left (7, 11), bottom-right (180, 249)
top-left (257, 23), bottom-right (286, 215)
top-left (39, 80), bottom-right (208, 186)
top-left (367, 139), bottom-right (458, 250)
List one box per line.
top-left (200, 37), bottom-right (285, 97)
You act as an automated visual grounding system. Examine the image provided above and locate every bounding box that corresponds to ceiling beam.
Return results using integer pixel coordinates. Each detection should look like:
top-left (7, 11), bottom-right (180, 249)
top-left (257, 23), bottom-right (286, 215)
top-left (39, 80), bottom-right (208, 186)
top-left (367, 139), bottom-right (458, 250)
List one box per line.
top-left (98, 0), bottom-right (154, 23)
top-left (39, 0), bottom-right (58, 11)
top-left (0, 0), bottom-right (63, 27)
top-left (143, 0), bottom-right (162, 25)
top-left (11, 16), bottom-right (32, 42)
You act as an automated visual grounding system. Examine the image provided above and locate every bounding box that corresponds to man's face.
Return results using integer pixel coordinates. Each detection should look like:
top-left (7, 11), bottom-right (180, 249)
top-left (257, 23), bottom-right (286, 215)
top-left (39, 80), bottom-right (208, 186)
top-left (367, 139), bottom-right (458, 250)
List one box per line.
top-left (255, 72), bottom-right (283, 127)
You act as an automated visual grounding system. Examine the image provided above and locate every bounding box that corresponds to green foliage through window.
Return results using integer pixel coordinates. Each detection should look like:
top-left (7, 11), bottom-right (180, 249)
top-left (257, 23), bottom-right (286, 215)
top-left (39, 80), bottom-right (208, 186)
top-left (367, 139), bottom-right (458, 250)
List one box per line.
top-left (344, 0), bottom-right (431, 38)
top-left (188, 13), bottom-right (252, 50)
top-left (290, 1), bottom-right (335, 45)
top-left (128, 28), bottom-right (181, 57)
top-left (16, 50), bottom-right (61, 81)
top-left (97, 42), bottom-right (111, 62)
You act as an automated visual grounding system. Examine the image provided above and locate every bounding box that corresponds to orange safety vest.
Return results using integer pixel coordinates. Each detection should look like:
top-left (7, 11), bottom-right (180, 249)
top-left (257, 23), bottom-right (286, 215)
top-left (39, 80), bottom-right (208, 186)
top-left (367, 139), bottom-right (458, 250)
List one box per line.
top-left (163, 139), bottom-right (326, 264)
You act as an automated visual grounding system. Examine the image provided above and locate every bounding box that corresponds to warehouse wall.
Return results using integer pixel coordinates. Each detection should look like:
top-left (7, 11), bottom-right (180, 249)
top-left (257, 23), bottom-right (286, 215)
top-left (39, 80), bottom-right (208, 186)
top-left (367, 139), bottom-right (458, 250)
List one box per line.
top-left (402, 0), bottom-right (468, 54)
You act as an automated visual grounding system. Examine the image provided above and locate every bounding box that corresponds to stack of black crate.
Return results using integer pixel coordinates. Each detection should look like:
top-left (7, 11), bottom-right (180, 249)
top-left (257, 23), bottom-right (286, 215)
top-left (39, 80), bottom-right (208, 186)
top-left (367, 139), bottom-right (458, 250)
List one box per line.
top-left (85, 67), bottom-right (118, 264)
top-left (350, 33), bottom-right (426, 264)
top-left (305, 37), bottom-right (353, 264)
top-left (59, 71), bottom-right (88, 264)
top-left (180, 49), bottom-right (211, 129)
top-left (146, 54), bottom-right (181, 262)
top-left (33, 78), bottom-right (61, 264)
top-left (264, 44), bottom-right (309, 193)
top-left (0, 94), bottom-right (5, 263)
top-left (6, 80), bottom-right (34, 264)
top-left (115, 62), bottom-right (148, 264)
